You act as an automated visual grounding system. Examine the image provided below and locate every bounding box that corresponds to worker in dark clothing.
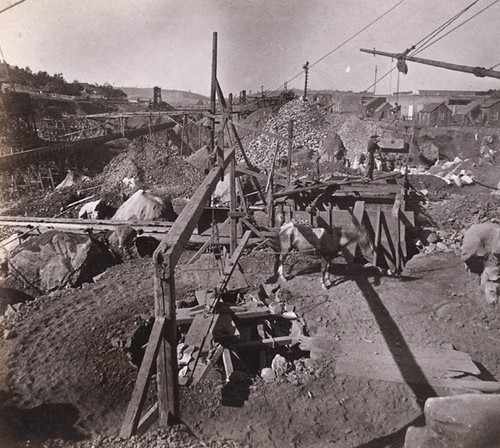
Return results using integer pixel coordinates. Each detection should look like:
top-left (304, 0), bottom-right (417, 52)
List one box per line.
top-left (365, 134), bottom-right (380, 180)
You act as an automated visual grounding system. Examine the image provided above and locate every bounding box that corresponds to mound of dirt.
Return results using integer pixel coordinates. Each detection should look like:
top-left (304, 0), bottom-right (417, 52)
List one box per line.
top-left (95, 134), bottom-right (205, 208)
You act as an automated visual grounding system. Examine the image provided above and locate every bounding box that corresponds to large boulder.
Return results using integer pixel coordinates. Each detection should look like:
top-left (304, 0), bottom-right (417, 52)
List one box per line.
top-left (461, 222), bottom-right (500, 304)
top-left (112, 190), bottom-right (177, 221)
top-left (108, 225), bottom-right (139, 261)
top-left (8, 230), bottom-right (116, 292)
top-left (55, 170), bottom-right (91, 190)
top-left (426, 394), bottom-right (500, 448)
top-left (461, 222), bottom-right (500, 273)
top-left (78, 199), bottom-right (115, 220)
top-left (405, 394), bottom-right (500, 448)
top-left (318, 131), bottom-right (346, 163)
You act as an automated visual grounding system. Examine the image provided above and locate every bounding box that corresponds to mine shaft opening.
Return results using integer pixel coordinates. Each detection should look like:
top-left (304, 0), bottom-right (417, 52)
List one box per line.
top-left (127, 312), bottom-right (311, 382)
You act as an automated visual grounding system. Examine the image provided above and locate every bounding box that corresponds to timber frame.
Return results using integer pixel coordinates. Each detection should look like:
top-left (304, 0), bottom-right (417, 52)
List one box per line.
top-left (119, 32), bottom-right (262, 436)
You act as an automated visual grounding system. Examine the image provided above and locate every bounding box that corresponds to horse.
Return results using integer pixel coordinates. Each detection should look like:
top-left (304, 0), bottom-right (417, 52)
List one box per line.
top-left (274, 217), bottom-right (369, 289)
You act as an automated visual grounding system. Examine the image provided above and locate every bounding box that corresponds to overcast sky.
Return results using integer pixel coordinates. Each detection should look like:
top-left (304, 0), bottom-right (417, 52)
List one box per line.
top-left (1, 0), bottom-right (499, 96)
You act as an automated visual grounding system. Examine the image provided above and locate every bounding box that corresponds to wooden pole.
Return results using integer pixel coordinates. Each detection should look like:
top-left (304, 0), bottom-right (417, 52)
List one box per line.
top-left (154, 264), bottom-right (179, 426)
top-left (210, 32), bottom-right (218, 155)
top-left (229, 154), bottom-right (237, 254)
top-left (152, 149), bottom-right (234, 428)
top-left (287, 120), bottom-right (293, 184)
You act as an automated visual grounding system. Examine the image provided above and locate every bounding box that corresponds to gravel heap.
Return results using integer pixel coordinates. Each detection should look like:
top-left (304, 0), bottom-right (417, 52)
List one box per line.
top-left (35, 426), bottom-right (248, 448)
top-left (95, 133), bottom-right (205, 207)
top-left (327, 114), bottom-right (386, 161)
top-left (244, 99), bottom-right (328, 169)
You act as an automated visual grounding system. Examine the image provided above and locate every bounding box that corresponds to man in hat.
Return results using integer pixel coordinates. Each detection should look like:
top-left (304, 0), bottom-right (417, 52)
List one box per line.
top-left (365, 134), bottom-right (380, 180)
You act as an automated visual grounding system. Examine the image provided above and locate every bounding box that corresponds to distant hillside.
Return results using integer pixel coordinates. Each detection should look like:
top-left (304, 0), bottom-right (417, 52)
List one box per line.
top-left (120, 87), bottom-right (209, 105)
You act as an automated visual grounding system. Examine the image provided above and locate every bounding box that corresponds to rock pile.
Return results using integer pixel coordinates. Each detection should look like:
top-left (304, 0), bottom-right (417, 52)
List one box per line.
top-left (8, 230), bottom-right (116, 293)
top-left (327, 114), bottom-right (385, 161)
top-left (244, 99), bottom-right (329, 169)
top-left (96, 134), bottom-right (204, 207)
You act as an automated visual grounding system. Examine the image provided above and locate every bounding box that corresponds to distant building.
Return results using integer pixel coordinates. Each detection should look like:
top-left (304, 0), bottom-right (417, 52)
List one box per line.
top-left (454, 99), bottom-right (484, 126)
top-left (372, 102), bottom-right (393, 120)
top-left (480, 98), bottom-right (500, 126)
top-left (361, 96), bottom-right (387, 117)
top-left (418, 102), bottom-right (452, 127)
top-left (387, 90), bottom-right (490, 121)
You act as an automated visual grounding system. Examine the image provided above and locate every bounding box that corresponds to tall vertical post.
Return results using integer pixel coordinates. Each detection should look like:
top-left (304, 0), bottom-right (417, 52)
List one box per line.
top-left (229, 155), bottom-right (237, 254)
top-left (210, 32), bottom-right (218, 154)
top-left (287, 120), bottom-right (293, 184)
top-left (373, 65), bottom-right (378, 94)
top-left (396, 71), bottom-right (401, 122)
top-left (302, 62), bottom-right (309, 100)
top-left (154, 257), bottom-right (179, 426)
top-left (228, 91), bottom-right (237, 254)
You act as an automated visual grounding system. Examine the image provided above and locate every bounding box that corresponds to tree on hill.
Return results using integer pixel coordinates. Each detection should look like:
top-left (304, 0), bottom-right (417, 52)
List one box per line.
top-left (3, 64), bottom-right (126, 98)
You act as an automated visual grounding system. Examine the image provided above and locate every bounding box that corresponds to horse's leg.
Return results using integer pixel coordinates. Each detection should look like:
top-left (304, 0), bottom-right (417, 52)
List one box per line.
top-left (278, 252), bottom-right (288, 280)
top-left (321, 256), bottom-right (332, 289)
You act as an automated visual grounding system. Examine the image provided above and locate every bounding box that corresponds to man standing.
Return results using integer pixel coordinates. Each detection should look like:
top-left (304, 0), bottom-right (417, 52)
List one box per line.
top-left (365, 134), bottom-right (380, 180)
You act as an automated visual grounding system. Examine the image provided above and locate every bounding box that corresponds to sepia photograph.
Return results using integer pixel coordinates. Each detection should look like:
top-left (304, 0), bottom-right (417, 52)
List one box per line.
top-left (0, 1), bottom-right (499, 447)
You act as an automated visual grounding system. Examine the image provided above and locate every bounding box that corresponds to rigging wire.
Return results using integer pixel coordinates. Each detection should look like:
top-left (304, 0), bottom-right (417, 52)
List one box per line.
top-left (363, 65), bottom-right (397, 93)
top-left (366, 1), bottom-right (497, 93)
top-left (0, 0), bottom-right (27, 14)
top-left (411, 0), bottom-right (499, 56)
top-left (409, 0), bottom-right (480, 56)
top-left (265, 0), bottom-right (406, 95)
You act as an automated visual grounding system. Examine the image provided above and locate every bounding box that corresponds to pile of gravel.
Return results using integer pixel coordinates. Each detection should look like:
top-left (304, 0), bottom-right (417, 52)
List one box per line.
top-left (243, 99), bottom-right (328, 169)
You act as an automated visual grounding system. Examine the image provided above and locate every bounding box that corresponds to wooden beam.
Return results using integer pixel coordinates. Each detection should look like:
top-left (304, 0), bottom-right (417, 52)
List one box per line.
top-left (231, 336), bottom-right (295, 350)
top-left (193, 344), bottom-right (224, 384)
top-left (154, 147), bottom-right (235, 269)
top-left (241, 217), bottom-right (268, 242)
top-left (187, 218), bottom-right (230, 264)
top-left (373, 207), bottom-right (382, 267)
top-left (120, 317), bottom-right (165, 438)
top-left (152, 146), bottom-right (235, 426)
top-left (215, 230), bottom-right (252, 298)
top-left (222, 349), bottom-right (234, 380)
top-left (392, 191), bottom-right (403, 217)
top-left (137, 403), bottom-right (159, 436)
top-left (229, 154), bottom-right (237, 254)
top-left (235, 166), bottom-right (261, 178)
top-left (344, 200), bottom-right (365, 263)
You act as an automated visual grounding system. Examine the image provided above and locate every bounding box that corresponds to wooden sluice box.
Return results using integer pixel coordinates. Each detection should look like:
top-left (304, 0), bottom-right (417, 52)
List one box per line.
top-left (275, 183), bottom-right (416, 273)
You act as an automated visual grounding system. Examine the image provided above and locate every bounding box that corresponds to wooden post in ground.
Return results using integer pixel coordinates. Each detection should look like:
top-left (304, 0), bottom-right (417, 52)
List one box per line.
top-left (287, 120), bottom-right (293, 184)
top-left (230, 153), bottom-right (237, 254)
top-left (210, 32), bottom-right (217, 155)
top-left (373, 206), bottom-right (382, 268)
top-left (154, 261), bottom-right (179, 426)
top-left (151, 146), bottom-right (235, 428)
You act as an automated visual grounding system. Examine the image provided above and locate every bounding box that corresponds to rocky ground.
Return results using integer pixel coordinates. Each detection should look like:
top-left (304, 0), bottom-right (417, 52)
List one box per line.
top-left (1, 100), bottom-right (500, 448)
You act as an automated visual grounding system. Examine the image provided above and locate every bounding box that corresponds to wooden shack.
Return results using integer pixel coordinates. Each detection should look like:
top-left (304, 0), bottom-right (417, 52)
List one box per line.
top-left (418, 102), bottom-right (452, 127)
top-left (480, 98), bottom-right (500, 126)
